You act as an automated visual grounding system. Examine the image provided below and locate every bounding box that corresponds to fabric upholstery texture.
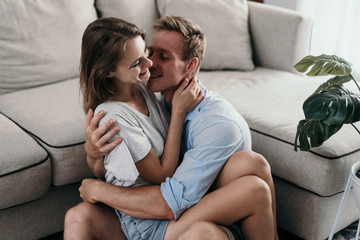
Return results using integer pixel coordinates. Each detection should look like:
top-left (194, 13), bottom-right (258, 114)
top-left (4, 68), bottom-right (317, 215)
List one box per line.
top-left (274, 176), bottom-right (359, 240)
top-left (0, 114), bottom-right (50, 209)
top-left (95, 0), bottom-right (159, 44)
top-left (0, 78), bottom-right (93, 186)
top-left (248, 2), bottom-right (312, 73)
top-left (0, 184), bottom-right (81, 240)
top-left (0, 0), bottom-right (97, 94)
top-left (157, 0), bottom-right (254, 71)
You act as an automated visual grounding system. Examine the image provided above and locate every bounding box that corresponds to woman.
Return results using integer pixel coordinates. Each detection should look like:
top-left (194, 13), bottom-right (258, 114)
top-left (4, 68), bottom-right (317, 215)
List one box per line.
top-left (79, 17), bottom-right (204, 239)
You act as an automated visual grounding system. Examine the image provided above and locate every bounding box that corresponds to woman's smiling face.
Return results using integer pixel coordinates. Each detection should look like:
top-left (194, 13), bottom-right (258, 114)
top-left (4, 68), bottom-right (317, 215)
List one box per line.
top-left (108, 35), bottom-right (153, 85)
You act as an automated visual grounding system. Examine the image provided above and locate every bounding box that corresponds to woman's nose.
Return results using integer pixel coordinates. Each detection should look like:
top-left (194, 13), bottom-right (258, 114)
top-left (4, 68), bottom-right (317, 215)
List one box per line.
top-left (145, 58), bottom-right (153, 68)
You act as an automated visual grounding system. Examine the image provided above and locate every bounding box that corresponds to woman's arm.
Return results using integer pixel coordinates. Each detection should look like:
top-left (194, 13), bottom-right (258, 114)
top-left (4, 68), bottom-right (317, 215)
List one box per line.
top-left (136, 79), bottom-right (204, 184)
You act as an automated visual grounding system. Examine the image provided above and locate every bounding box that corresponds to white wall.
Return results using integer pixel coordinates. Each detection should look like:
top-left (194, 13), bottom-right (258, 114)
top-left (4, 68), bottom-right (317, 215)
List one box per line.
top-left (263, 0), bottom-right (360, 71)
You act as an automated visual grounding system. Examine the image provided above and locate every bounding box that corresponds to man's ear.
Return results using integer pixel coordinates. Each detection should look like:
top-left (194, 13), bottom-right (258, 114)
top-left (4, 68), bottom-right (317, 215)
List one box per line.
top-left (185, 57), bottom-right (199, 76)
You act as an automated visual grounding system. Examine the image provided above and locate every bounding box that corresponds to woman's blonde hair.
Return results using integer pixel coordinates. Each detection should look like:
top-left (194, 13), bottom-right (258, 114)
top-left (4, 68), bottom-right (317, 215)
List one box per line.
top-left (80, 17), bottom-right (145, 113)
top-left (153, 16), bottom-right (206, 73)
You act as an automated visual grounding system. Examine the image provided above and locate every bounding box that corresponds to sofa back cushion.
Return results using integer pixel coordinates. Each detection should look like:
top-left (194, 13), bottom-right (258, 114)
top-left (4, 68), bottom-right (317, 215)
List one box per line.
top-left (157, 0), bottom-right (254, 71)
top-left (95, 0), bottom-right (159, 45)
top-left (0, 0), bottom-right (97, 94)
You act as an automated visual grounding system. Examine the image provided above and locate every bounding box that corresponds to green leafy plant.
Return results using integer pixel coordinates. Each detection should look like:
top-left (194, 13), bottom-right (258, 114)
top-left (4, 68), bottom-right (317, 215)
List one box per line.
top-left (294, 54), bottom-right (360, 151)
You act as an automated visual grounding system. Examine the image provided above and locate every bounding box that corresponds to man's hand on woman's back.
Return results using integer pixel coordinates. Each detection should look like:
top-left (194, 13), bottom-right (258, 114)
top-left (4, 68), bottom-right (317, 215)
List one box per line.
top-left (84, 109), bottom-right (122, 179)
top-left (84, 109), bottom-right (122, 158)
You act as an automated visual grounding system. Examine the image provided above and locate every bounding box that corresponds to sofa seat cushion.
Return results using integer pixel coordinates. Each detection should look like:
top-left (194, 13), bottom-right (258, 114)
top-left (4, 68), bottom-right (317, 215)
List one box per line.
top-left (0, 78), bottom-right (93, 186)
top-left (0, 114), bottom-right (50, 209)
top-left (199, 68), bottom-right (360, 196)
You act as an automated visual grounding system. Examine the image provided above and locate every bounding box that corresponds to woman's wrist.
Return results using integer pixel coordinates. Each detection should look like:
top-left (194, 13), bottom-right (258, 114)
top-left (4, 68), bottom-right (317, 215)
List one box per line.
top-left (171, 107), bottom-right (187, 117)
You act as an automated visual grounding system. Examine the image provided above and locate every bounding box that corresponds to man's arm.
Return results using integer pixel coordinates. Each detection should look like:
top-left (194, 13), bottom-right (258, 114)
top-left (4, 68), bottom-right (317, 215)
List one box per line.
top-left (79, 178), bottom-right (174, 220)
top-left (84, 109), bottom-right (122, 179)
top-left (86, 156), bottom-right (106, 181)
top-left (161, 120), bottom-right (248, 220)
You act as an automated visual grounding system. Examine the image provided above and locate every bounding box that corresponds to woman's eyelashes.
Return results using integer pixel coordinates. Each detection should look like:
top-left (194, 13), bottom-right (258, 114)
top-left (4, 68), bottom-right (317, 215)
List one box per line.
top-left (132, 59), bottom-right (140, 68)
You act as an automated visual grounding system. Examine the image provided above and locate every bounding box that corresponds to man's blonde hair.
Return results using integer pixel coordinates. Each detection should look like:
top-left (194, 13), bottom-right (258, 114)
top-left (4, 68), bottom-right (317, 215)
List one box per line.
top-left (153, 16), bottom-right (206, 73)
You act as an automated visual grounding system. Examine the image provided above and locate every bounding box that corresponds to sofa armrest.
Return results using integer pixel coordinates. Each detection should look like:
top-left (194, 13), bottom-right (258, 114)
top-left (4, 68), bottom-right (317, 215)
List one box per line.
top-left (248, 2), bottom-right (312, 73)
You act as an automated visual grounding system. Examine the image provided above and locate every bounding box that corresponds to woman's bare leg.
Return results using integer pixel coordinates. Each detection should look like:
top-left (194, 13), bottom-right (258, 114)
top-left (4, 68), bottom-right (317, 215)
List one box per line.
top-left (212, 151), bottom-right (278, 240)
top-left (164, 175), bottom-right (274, 240)
top-left (64, 202), bottom-right (125, 240)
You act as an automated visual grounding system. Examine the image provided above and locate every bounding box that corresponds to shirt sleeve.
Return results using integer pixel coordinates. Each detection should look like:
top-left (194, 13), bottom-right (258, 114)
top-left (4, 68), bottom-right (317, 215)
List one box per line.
top-left (98, 109), bottom-right (152, 183)
top-left (113, 120), bottom-right (151, 163)
top-left (105, 140), bottom-right (140, 183)
top-left (160, 120), bottom-right (245, 220)
top-left (99, 110), bottom-right (152, 163)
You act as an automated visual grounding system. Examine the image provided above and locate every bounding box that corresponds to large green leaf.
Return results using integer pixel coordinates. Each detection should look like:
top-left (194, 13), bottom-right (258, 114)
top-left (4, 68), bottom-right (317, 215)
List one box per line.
top-left (303, 86), bottom-right (360, 124)
top-left (344, 95), bottom-right (360, 123)
top-left (294, 119), bottom-right (343, 151)
top-left (294, 54), bottom-right (352, 76)
top-left (294, 86), bottom-right (360, 151)
top-left (312, 75), bottom-right (352, 95)
top-left (293, 54), bottom-right (360, 151)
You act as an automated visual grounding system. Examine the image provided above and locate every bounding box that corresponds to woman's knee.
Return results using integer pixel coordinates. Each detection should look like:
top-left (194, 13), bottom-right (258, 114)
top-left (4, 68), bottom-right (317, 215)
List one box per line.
top-left (65, 202), bottom-right (95, 226)
top-left (64, 202), bottom-right (95, 239)
top-left (65, 202), bottom-right (124, 240)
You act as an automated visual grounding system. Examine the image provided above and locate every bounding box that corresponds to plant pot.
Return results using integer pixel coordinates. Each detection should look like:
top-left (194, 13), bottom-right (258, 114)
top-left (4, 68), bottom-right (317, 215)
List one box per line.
top-left (351, 161), bottom-right (360, 210)
top-left (328, 162), bottom-right (360, 240)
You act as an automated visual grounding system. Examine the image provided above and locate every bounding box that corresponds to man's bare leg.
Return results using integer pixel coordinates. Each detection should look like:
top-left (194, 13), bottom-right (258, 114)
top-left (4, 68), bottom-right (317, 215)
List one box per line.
top-left (213, 151), bottom-right (279, 240)
top-left (164, 175), bottom-right (274, 240)
top-left (64, 202), bottom-right (125, 240)
top-left (178, 221), bottom-right (228, 240)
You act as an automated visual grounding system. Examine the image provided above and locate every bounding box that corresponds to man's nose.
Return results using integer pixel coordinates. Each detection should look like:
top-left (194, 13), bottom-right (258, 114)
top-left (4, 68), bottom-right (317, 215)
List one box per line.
top-left (149, 55), bottom-right (157, 67)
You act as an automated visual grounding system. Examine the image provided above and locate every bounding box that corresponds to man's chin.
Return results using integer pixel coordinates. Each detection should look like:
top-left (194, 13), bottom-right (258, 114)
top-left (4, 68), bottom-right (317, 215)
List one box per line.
top-left (146, 80), bottom-right (158, 92)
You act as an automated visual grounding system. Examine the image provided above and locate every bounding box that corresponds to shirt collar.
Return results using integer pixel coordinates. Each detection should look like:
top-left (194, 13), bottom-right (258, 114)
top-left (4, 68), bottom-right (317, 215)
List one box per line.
top-left (185, 82), bottom-right (207, 121)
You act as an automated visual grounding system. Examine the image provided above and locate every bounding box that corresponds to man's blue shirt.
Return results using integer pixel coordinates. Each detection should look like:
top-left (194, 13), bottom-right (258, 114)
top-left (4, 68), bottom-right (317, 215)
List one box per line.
top-left (160, 83), bottom-right (252, 220)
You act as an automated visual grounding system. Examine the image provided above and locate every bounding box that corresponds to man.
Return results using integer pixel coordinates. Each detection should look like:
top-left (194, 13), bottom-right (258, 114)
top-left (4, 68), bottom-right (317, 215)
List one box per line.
top-left (65, 16), bottom-right (278, 240)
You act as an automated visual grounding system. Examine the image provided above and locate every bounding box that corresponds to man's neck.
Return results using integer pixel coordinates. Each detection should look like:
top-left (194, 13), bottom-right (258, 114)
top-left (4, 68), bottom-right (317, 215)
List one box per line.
top-left (161, 75), bottom-right (200, 111)
top-left (161, 90), bottom-right (175, 111)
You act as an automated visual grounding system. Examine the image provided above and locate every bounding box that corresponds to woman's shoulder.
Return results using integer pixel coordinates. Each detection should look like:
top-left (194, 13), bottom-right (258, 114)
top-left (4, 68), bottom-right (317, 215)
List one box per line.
top-left (95, 101), bottom-right (127, 116)
top-left (95, 102), bottom-right (139, 127)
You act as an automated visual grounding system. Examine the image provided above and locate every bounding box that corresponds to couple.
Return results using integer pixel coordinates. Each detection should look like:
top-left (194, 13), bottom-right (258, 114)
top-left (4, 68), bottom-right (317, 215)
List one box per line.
top-left (64, 16), bottom-right (279, 240)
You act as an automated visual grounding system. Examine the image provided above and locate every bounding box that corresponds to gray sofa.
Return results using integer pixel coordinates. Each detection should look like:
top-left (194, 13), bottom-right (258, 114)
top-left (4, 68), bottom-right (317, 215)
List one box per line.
top-left (1, 1), bottom-right (359, 240)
